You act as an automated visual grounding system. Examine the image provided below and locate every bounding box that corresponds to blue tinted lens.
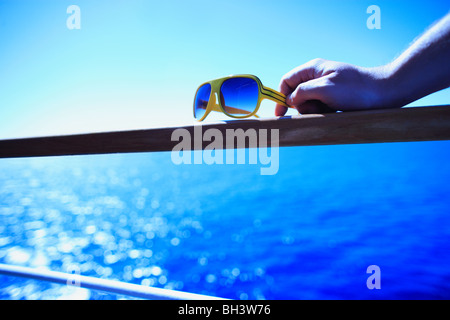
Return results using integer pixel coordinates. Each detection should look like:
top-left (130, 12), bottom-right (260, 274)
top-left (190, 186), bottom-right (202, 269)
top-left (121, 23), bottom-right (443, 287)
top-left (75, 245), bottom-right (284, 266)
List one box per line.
top-left (220, 77), bottom-right (259, 117)
top-left (194, 83), bottom-right (212, 120)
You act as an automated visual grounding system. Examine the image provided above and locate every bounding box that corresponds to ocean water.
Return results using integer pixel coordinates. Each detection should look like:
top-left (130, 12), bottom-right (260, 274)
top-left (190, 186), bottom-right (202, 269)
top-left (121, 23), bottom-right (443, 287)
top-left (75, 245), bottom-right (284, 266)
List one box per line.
top-left (1, 141), bottom-right (450, 300)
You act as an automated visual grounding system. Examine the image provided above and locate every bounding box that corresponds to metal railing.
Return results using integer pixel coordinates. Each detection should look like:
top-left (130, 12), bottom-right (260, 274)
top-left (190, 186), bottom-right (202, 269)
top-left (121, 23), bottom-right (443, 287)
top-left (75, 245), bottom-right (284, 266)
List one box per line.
top-left (0, 264), bottom-right (226, 300)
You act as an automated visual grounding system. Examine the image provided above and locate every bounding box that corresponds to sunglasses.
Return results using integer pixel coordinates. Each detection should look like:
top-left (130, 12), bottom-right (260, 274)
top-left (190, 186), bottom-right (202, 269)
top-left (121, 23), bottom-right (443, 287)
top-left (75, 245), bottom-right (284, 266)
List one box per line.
top-left (193, 74), bottom-right (293, 121)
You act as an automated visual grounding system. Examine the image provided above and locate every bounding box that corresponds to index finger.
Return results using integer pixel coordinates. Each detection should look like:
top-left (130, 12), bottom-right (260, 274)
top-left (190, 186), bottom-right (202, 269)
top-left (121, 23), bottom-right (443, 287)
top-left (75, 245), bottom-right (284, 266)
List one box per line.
top-left (276, 60), bottom-right (326, 116)
top-left (280, 58), bottom-right (326, 92)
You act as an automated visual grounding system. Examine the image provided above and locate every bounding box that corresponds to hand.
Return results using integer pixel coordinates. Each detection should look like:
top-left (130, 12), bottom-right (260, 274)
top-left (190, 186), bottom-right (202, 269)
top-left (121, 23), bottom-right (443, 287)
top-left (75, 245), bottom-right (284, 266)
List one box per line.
top-left (275, 58), bottom-right (392, 116)
top-left (277, 13), bottom-right (450, 116)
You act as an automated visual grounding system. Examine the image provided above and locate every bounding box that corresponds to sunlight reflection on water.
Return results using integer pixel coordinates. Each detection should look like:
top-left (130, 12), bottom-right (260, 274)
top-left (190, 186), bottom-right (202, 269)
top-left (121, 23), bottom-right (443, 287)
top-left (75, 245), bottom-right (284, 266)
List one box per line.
top-left (1, 142), bottom-right (450, 299)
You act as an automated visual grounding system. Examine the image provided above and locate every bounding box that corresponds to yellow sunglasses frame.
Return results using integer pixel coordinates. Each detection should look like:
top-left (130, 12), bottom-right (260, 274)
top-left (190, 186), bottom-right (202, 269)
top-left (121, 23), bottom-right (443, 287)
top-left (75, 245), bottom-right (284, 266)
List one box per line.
top-left (193, 74), bottom-right (293, 121)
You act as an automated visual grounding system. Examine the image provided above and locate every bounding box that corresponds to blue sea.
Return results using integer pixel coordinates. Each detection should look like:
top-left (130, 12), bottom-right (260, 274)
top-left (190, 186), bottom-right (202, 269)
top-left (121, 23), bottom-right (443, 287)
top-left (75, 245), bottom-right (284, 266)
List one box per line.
top-left (1, 141), bottom-right (450, 300)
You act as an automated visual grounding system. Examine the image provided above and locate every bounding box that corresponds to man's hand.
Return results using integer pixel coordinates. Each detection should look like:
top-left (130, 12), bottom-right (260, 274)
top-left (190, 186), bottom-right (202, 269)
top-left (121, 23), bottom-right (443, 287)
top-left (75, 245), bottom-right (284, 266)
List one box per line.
top-left (276, 13), bottom-right (450, 116)
top-left (275, 58), bottom-right (391, 116)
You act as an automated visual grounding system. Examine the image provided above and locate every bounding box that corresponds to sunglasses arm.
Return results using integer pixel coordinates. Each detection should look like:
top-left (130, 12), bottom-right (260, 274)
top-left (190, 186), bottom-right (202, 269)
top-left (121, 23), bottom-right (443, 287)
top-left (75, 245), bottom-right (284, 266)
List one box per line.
top-left (262, 86), bottom-right (295, 109)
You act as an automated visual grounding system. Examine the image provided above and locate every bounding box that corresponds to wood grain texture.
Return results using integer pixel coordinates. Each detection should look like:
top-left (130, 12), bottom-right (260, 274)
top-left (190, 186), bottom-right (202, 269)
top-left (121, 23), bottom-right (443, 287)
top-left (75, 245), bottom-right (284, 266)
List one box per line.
top-left (0, 105), bottom-right (449, 159)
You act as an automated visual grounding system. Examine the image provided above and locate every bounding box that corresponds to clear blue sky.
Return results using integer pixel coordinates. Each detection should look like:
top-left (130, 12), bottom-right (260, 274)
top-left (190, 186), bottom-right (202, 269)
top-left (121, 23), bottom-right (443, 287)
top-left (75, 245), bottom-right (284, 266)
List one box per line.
top-left (0, 0), bottom-right (449, 138)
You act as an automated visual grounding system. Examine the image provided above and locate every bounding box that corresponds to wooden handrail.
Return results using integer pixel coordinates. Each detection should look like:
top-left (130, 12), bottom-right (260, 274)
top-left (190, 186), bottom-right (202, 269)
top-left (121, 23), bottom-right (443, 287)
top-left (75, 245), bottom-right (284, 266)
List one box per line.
top-left (0, 105), bottom-right (449, 159)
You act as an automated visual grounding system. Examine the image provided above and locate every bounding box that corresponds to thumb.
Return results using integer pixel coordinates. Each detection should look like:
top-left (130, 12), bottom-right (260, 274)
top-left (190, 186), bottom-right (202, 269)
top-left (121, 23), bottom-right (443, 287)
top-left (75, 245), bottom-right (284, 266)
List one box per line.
top-left (275, 104), bottom-right (288, 117)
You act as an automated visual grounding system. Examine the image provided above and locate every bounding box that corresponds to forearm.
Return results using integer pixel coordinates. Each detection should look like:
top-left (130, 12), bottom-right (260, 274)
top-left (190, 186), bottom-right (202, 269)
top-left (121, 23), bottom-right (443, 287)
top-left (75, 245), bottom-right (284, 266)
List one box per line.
top-left (383, 12), bottom-right (450, 107)
top-left (276, 13), bottom-right (450, 115)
